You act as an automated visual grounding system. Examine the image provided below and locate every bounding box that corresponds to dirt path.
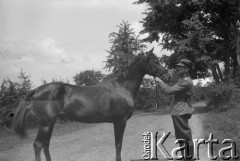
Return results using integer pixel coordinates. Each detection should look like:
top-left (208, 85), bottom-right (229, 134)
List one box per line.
top-left (0, 112), bottom-right (210, 161)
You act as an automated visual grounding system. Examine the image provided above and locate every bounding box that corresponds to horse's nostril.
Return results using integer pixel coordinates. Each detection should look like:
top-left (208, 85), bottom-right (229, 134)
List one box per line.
top-left (9, 113), bottom-right (14, 117)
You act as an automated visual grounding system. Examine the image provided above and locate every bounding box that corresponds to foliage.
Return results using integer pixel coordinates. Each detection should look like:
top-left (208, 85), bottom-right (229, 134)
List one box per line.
top-left (0, 79), bottom-right (19, 130)
top-left (41, 77), bottom-right (70, 85)
top-left (205, 82), bottom-right (236, 111)
top-left (141, 77), bottom-right (155, 89)
top-left (51, 77), bottom-right (70, 84)
top-left (18, 70), bottom-right (32, 96)
top-left (0, 71), bottom-right (32, 130)
top-left (135, 0), bottom-right (240, 82)
top-left (104, 21), bottom-right (147, 76)
top-left (135, 78), bottom-right (171, 110)
top-left (73, 70), bottom-right (105, 86)
top-left (135, 88), bottom-right (155, 110)
top-left (192, 84), bottom-right (207, 102)
top-left (157, 86), bottom-right (171, 107)
top-left (135, 78), bottom-right (155, 109)
top-left (202, 90), bottom-right (240, 155)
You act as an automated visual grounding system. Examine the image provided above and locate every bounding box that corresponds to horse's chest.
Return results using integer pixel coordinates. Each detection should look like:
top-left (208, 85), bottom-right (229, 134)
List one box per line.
top-left (121, 96), bottom-right (134, 108)
top-left (109, 91), bottom-right (134, 116)
top-left (115, 89), bottom-right (134, 107)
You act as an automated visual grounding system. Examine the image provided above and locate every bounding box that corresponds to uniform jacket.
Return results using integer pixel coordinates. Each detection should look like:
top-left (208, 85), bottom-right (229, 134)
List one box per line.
top-left (156, 77), bottom-right (194, 116)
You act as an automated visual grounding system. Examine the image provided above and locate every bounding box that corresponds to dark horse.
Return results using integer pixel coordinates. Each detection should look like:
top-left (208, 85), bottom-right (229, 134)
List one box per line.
top-left (12, 48), bottom-right (170, 161)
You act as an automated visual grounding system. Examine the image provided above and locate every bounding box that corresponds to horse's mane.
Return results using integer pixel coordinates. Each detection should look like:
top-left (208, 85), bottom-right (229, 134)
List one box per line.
top-left (115, 53), bottom-right (146, 81)
top-left (103, 53), bottom-right (146, 82)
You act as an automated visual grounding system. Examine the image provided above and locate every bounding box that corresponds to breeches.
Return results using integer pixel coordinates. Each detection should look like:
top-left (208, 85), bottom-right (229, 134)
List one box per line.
top-left (172, 114), bottom-right (194, 161)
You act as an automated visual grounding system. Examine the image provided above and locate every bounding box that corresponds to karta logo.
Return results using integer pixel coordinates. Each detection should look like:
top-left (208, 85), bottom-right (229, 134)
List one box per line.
top-left (142, 132), bottom-right (239, 160)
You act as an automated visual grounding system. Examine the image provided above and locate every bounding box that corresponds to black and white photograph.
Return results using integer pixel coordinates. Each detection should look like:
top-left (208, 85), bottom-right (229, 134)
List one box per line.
top-left (0, 0), bottom-right (240, 161)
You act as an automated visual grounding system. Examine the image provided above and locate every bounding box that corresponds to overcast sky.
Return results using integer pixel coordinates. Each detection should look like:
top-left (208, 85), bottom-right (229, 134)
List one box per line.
top-left (0, 0), bottom-right (171, 87)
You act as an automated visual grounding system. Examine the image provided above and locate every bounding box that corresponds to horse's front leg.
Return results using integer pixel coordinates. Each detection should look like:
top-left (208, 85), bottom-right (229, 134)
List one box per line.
top-left (113, 117), bottom-right (127, 161)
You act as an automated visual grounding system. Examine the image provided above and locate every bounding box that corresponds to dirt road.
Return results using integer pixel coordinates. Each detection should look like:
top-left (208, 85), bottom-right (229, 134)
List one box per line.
top-left (0, 112), bottom-right (210, 161)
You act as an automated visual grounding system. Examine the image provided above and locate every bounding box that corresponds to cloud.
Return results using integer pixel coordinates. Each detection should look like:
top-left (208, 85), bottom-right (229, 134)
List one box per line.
top-left (131, 21), bottom-right (148, 40)
top-left (0, 37), bottom-right (75, 85)
top-left (131, 22), bottom-right (143, 34)
top-left (0, 34), bottom-right (111, 85)
top-left (0, 37), bottom-right (107, 86)
top-left (33, 38), bottom-right (73, 64)
top-left (0, 0), bottom-right (150, 86)
top-left (38, 0), bottom-right (146, 12)
top-left (71, 52), bottom-right (108, 71)
top-left (0, 38), bottom-right (73, 64)
top-left (73, 0), bottom-right (116, 8)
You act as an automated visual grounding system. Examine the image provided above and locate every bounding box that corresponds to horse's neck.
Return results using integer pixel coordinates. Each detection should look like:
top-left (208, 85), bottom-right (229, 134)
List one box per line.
top-left (120, 62), bottom-right (145, 98)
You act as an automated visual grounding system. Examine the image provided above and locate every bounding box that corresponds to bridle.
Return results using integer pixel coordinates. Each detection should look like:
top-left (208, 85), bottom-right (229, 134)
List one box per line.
top-left (156, 66), bottom-right (169, 78)
top-left (145, 54), bottom-right (168, 78)
top-left (142, 52), bottom-right (170, 83)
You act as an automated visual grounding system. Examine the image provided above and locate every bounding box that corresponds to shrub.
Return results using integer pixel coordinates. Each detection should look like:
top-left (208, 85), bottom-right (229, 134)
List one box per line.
top-left (157, 87), bottom-right (171, 107)
top-left (135, 88), bottom-right (155, 109)
top-left (135, 87), bottom-right (171, 110)
top-left (192, 84), bottom-right (206, 102)
top-left (0, 79), bottom-right (20, 130)
top-left (205, 83), bottom-right (236, 111)
top-left (0, 71), bottom-right (33, 130)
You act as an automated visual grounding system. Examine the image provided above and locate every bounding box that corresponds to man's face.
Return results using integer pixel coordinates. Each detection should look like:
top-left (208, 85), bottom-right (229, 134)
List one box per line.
top-left (176, 65), bottom-right (188, 76)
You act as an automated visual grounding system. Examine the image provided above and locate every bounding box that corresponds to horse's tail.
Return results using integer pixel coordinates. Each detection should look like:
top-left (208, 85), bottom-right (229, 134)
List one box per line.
top-left (12, 89), bottom-right (36, 138)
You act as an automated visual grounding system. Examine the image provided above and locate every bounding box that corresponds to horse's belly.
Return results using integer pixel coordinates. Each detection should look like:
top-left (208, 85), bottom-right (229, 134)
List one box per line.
top-left (61, 111), bottom-right (113, 123)
top-left (61, 91), bottom-right (134, 123)
top-left (62, 101), bottom-right (113, 123)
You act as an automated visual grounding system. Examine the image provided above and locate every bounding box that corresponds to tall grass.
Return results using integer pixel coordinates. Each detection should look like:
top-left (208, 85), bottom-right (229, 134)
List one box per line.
top-left (202, 89), bottom-right (240, 160)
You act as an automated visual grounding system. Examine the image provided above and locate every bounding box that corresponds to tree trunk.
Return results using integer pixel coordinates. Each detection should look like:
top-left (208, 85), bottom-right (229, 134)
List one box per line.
top-left (236, 32), bottom-right (240, 86)
top-left (232, 57), bottom-right (237, 79)
top-left (222, 6), bottom-right (231, 82)
top-left (224, 57), bottom-right (230, 82)
top-left (236, 9), bottom-right (240, 85)
top-left (155, 85), bottom-right (159, 110)
top-left (211, 63), bottom-right (220, 84)
top-left (216, 63), bottom-right (223, 82)
top-left (224, 30), bottom-right (230, 82)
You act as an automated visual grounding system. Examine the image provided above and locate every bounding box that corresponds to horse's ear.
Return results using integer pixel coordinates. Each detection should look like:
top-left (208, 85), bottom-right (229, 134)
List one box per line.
top-left (145, 47), bottom-right (154, 57)
top-left (149, 47), bottom-right (154, 53)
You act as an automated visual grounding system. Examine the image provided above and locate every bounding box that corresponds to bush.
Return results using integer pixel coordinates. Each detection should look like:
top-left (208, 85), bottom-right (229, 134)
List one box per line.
top-left (135, 88), bottom-right (155, 110)
top-left (192, 84), bottom-right (206, 102)
top-left (205, 83), bottom-right (236, 111)
top-left (0, 79), bottom-right (21, 130)
top-left (157, 87), bottom-right (171, 107)
top-left (135, 87), bottom-right (171, 110)
top-left (0, 71), bottom-right (33, 130)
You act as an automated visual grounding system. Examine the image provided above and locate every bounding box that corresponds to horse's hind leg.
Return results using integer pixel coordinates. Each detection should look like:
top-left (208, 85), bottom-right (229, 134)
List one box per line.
top-left (113, 117), bottom-right (127, 161)
top-left (34, 121), bottom-right (55, 161)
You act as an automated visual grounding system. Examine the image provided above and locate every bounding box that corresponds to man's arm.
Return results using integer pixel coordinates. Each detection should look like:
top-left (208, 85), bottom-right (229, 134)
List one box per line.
top-left (155, 77), bottom-right (191, 95)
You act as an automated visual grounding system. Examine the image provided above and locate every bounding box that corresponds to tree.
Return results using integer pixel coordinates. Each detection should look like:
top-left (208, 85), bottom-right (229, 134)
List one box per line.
top-left (18, 70), bottom-right (32, 96)
top-left (41, 77), bottom-right (70, 85)
top-left (135, 0), bottom-right (240, 83)
top-left (73, 70), bottom-right (105, 86)
top-left (0, 71), bottom-right (33, 128)
top-left (0, 70), bottom-right (32, 110)
top-left (51, 77), bottom-right (70, 84)
top-left (104, 21), bottom-right (147, 76)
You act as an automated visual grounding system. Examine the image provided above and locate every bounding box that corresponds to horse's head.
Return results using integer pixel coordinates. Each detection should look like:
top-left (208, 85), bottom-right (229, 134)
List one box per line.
top-left (144, 48), bottom-right (170, 82)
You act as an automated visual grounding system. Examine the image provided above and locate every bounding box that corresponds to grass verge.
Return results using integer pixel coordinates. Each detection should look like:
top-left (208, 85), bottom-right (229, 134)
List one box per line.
top-left (202, 108), bottom-right (240, 160)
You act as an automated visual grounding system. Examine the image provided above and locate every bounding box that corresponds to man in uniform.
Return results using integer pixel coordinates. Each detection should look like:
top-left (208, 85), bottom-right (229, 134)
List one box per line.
top-left (155, 58), bottom-right (195, 161)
